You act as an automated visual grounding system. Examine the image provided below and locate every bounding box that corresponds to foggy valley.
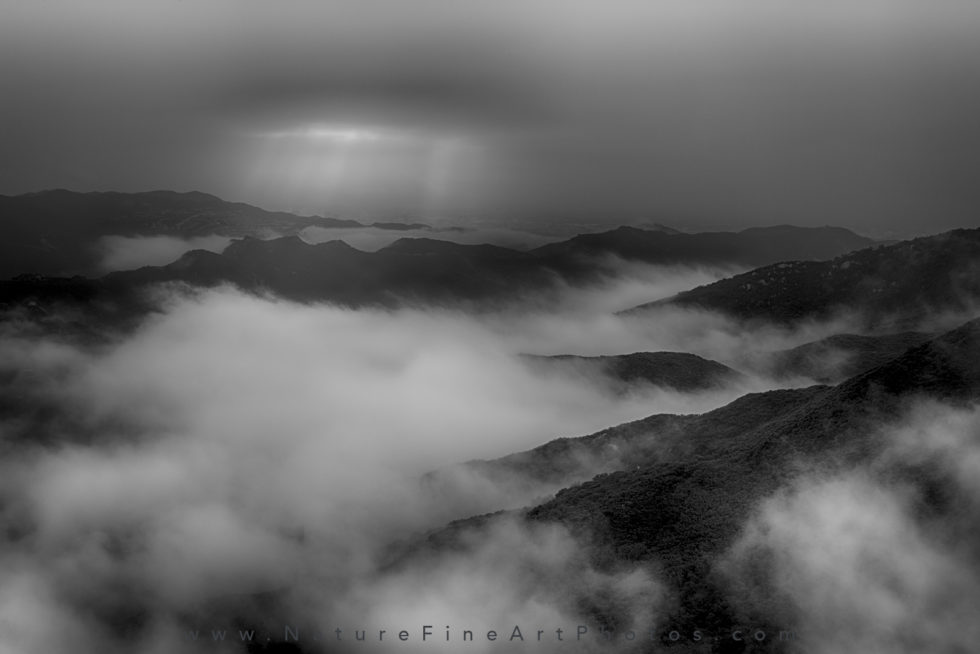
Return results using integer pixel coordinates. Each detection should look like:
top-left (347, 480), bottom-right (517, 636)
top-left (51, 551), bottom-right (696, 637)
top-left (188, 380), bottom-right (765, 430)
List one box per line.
top-left (3, 2), bottom-right (980, 653)
top-left (2, 195), bottom-right (980, 653)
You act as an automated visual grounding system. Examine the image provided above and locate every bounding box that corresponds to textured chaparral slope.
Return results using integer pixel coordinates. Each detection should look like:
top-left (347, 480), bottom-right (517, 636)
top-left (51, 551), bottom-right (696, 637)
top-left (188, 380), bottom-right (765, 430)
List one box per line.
top-left (765, 331), bottom-right (936, 383)
top-left (410, 317), bottom-right (980, 649)
top-left (624, 229), bottom-right (980, 329)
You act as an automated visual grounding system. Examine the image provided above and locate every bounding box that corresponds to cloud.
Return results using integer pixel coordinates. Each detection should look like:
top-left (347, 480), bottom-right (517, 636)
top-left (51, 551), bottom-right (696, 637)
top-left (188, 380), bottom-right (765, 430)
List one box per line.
top-left (326, 517), bottom-right (665, 654)
top-left (720, 402), bottom-right (980, 654)
top-left (5, 1), bottom-right (980, 233)
top-left (98, 235), bottom-right (233, 272)
top-left (880, 401), bottom-right (980, 501)
top-left (0, 262), bottom-right (927, 652)
top-left (1, 280), bottom-right (758, 652)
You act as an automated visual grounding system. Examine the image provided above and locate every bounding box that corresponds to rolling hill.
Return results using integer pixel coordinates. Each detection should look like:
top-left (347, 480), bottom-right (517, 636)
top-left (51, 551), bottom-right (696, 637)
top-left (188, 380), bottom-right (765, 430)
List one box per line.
top-left (407, 317), bottom-right (980, 650)
top-left (0, 191), bottom-right (876, 281)
top-left (766, 331), bottom-right (935, 383)
top-left (624, 229), bottom-right (980, 329)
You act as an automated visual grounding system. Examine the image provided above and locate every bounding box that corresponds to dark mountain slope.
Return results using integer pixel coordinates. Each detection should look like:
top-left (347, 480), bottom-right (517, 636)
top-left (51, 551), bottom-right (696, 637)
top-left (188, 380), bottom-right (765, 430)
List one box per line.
top-left (409, 318), bottom-right (980, 647)
top-left (829, 317), bottom-right (980, 404)
top-left (524, 318), bottom-right (980, 632)
top-left (446, 320), bottom-right (978, 500)
top-left (421, 386), bottom-right (827, 511)
top-left (521, 351), bottom-right (745, 394)
top-left (767, 331), bottom-right (935, 383)
top-left (625, 229), bottom-right (980, 328)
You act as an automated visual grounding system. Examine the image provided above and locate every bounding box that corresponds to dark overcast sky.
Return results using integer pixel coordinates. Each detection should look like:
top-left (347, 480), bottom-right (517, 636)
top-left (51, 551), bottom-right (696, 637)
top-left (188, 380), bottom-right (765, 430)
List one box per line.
top-left (3, 0), bottom-right (980, 236)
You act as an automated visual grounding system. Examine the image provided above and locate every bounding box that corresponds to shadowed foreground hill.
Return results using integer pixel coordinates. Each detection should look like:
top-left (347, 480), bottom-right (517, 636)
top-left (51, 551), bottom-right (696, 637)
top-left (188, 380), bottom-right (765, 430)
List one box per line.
top-left (624, 229), bottom-right (980, 329)
top-left (409, 317), bottom-right (980, 651)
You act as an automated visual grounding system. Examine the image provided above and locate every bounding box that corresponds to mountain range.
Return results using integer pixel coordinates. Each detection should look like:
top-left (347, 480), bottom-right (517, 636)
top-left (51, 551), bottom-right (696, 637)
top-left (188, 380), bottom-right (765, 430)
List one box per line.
top-left (0, 190), bottom-right (439, 278)
top-left (3, 189), bottom-right (979, 652)
top-left (625, 229), bottom-right (980, 329)
top-left (0, 190), bottom-right (876, 280)
top-left (766, 331), bottom-right (935, 383)
top-left (0, 190), bottom-right (888, 318)
top-left (410, 317), bottom-right (980, 649)
top-left (530, 224), bottom-right (874, 267)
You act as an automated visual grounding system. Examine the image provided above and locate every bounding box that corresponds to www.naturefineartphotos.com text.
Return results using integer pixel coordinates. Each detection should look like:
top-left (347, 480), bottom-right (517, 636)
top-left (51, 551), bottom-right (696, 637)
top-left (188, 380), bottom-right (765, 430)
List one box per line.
top-left (184, 624), bottom-right (796, 646)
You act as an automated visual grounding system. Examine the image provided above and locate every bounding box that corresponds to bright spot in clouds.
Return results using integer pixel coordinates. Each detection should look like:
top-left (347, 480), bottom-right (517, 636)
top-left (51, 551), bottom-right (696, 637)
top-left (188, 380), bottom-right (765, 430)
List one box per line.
top-left (258, 125), bottom-right (395, 143)
top-left (244, 123), bottom-right (484, 218)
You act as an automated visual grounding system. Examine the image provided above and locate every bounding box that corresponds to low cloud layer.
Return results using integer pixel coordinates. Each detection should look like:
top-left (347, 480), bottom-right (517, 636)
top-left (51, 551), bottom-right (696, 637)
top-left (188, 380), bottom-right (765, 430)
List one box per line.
top-left (0, 262), bottom-right (929, 652)
top-left (98, 235), bottom-right (234, 272)
top-left (722, 402), bottom-right (980, 654)
top-left (0, 278), bottom-right (761, 652)
top-left (327, 517), bottom-right (663, 654)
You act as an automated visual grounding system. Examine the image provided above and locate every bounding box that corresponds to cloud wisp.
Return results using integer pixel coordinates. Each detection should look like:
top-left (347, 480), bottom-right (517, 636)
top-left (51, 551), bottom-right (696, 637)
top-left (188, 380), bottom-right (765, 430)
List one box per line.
top-left (721, 401), bottom-right (980, 654)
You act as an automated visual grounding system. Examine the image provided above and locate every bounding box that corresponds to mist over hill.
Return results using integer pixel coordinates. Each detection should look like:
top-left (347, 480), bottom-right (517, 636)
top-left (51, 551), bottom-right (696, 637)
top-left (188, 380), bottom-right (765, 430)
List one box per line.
top-left (7, 0), bottom-right (980, 650)
top-left (0, 190), bottom-right (885, 323)
top-left (408, 318), bottom-right (980, 652)
top-left (766, 331), bottom-right (936, 383)
top-left (0, 190), bottom-right (876, 280)
top-left (625, 229), bottom-right (980, 330)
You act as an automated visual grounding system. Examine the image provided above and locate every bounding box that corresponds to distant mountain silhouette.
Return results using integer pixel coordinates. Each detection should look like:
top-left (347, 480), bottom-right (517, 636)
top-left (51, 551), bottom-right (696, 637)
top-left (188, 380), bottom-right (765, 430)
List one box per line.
top-left (630, 222), bottom-right (683, 234)
top-left (0, 208), bottom-right (883, 319)
top-left (410, 317), bottom-right (980, 643)
top-left (0, 239), bottom-right (879, 330)
top-left (0, 190), bottom-right (875, 281)
top-left (101, 235), bottom-right (552, 306)
top-left (624, 229), bottom-right (980, 329)
top-left (521, 351), bottom-right (744, 394)
top-left (0, 190), bottom-right (432, 277)
top-left (369, 221), bottom-right (433, 231)
top-left (531, 224), bottom-right (875, 267)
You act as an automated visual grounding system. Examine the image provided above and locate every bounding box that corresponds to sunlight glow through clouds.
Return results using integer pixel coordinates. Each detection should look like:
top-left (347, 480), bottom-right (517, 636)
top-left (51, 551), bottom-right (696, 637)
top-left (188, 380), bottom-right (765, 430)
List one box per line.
top-left (242, 122), bottom-right (486, 217)
top-left (257, 125), bottom-right (403, 143)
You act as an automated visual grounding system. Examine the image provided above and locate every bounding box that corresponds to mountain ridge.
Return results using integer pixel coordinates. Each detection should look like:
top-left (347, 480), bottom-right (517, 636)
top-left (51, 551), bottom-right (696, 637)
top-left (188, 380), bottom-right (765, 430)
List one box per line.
top-left (408, 317), bottom-right (980, 642)
top-left (622, 228), bottom-right (980, 329)
top-left (521, 351), bottom-right (745, 394)
top-left (0, 190), bottom-right (877, 281)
